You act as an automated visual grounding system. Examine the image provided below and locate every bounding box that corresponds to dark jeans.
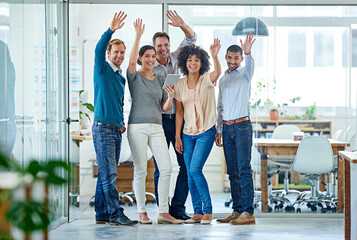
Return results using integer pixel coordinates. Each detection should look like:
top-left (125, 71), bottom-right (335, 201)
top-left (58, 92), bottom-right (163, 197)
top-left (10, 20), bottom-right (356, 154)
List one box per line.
top-left (154, 114), bottom-right (188, 213)
top-left (92, 123), bottom-right (124, 221)
top-left (182, 126), bottom-right (216, 214)
top-left (222, 120), bottom-right (254, 215)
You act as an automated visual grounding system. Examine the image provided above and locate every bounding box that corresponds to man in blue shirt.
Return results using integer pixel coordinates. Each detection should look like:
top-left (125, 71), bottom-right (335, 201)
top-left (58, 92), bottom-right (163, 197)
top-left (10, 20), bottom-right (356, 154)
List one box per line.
top-left (152, 10), bottom-right (196, 221)
top-left (92, 11), bottom-right (137, 226)
top-left (215, 33), bottom-right (256, 225)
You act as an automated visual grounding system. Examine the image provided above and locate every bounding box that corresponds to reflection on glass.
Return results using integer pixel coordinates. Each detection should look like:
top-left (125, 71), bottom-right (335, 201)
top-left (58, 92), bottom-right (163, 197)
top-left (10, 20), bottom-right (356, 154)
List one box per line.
top-left (0, 40), bottom-right (16, 159)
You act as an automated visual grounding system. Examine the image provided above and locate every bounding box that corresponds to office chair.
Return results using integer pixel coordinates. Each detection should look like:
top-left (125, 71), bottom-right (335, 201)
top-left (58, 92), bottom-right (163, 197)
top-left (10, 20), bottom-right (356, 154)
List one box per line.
top-left (269, 125), bottom-right (302, 209)
top-left (291, 136), bottom-right (335, 213)
top-left (224, 144), bottom-right (294, 212)
top-left (251, 144), bottom-right (294, 212)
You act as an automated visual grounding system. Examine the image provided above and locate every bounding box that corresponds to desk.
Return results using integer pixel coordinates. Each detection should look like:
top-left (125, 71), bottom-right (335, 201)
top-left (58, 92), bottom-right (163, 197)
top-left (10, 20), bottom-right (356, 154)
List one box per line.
top-left (339, 151), bottom-right (357, 240)
top-left (71, 133), bottom-right (92, 147)
top-left (255, 138), bottom-right (348, 213)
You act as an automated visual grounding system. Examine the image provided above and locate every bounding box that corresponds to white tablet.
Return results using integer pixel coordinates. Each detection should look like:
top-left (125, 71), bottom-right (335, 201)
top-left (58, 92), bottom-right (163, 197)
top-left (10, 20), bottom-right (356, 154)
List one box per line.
top-left (162, 74), bottom-right (180, 89)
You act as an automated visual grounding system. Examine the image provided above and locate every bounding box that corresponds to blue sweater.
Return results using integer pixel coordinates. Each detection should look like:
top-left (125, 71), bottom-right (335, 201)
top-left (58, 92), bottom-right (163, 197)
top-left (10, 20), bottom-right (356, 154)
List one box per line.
top-left (93, 28), bottom-right (125, 128)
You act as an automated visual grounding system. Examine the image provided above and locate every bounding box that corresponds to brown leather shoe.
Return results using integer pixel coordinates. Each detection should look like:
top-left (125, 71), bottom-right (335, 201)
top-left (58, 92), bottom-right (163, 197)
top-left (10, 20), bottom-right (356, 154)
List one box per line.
top-left (230, 213), bottom-right (255, 225)
top-left (216, 212), bottom-right (240, 223)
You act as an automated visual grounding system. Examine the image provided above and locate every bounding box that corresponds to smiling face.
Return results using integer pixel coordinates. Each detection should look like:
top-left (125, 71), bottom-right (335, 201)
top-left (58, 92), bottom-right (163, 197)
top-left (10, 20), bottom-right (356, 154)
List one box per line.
top-left (107, 43), bottom-right (125, 68)
top-left (225, 51), bottom-right (244, 73)
top-left (186, 54), bottom-right (202, 75)
top-left (139, 49), bottom-right (156, 70)
top-left (154, 36), bottom-right (170, 63)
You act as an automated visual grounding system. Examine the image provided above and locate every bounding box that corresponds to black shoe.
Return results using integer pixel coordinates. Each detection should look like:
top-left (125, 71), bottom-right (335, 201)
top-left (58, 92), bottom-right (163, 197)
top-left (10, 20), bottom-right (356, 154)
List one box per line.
top-left (96, 218), bottom-right (109, 224)
top-left (170, 212), bottom-right (191, 221)
top-left (110, 215), bottom-right (138, 226)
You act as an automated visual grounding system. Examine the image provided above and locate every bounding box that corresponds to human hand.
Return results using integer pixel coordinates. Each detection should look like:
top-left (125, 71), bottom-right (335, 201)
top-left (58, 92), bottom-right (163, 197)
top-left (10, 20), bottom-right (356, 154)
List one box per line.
top-left (133, 18), bottom-right (145, 36)
top-left (110, 11), bottom-right (127, 32)
top-left (175, 136), bottom-right (183, 154)
top-left (164, 83), bottom-right (176, 100)
top-left (166, 10), bottom-right (185, 28)
top-left (240, 33), bottom-right (256, 55)
top-left (120, 125), bottom-right (126, 134)
top-left (210, 38), bottom-right (221, 58)
top-left (215, 133), bottom-right (223, 147)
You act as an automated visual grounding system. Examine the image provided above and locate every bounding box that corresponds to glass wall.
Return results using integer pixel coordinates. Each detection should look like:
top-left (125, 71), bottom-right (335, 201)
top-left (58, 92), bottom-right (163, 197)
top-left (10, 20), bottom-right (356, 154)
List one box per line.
top-left (0, 0), bottom-right (69, 233)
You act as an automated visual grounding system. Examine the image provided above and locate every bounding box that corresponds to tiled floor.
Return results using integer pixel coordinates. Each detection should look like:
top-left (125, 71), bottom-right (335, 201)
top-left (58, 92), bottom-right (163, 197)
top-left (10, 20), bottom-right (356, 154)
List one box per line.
top-left (49, 192), bottom-right (344, 240)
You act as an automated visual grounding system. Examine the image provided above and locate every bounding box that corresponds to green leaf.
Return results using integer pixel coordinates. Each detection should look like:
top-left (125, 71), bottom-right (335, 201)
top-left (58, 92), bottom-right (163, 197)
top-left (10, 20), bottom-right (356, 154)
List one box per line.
top-left (44, 161), bottom-right (69, 185)
top-left (79, 90), bottom-right (84, 95)
top-left (27, 161), bottom-right (42, 178)
top-left (0, 231), bottom-right (14, 240)
top-left (0, 151), bottom-right (11, 170)
top-left (85, 113), bottom-right (91, 121)
top-left (7, 200), bottom-right (50, 233)
top-left (82, 103), bottom-right (94, 112)
top-left (39, 160), bottom-right (68, 185)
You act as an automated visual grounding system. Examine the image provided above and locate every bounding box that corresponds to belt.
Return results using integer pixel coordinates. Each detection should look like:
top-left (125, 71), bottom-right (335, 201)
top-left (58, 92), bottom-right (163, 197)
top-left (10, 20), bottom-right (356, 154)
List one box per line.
top-left (222, 116), bottom-right (250, 125)
top-left (162, 114), bottom-right (175, 119)
top-left (94, 122), bottom-right (120, 130)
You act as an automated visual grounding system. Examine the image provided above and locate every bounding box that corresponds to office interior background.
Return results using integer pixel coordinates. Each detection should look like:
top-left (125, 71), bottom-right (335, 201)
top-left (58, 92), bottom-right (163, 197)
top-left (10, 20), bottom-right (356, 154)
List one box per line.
top-left (1, 0), bottom-right (357, 235)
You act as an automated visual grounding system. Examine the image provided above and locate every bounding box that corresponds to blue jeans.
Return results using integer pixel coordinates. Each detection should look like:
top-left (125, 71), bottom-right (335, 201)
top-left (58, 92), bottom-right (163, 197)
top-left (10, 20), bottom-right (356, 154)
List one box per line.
top-left (154, 115), bottom-right (188, 213)
top-left (222, 120), bottom-right (254, 215)
top-left (182, 126), bottom-right (216, 215)
top-left (92, 123), bottom-right (124, 221)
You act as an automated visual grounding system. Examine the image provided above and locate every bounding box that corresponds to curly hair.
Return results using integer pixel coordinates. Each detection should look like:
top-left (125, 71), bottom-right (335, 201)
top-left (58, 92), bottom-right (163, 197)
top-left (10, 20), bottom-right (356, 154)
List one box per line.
top-left (177, 44), bottom-right (210, 76)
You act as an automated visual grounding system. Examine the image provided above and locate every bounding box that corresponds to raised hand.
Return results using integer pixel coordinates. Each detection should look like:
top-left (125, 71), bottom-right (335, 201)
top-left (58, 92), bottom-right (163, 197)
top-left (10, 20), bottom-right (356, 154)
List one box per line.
top-left (133, 18), bottom-right (145, 36)
top-left (240, 33), bottom-right (256, 55)
top-left (164, 83), bottom-right (176, 101)
top-left (166, 10), bottom-right (185, 28)
top-left (210, 38), bottom-right (221, 58)
top-left (110, 11), bottom-right (127, 32)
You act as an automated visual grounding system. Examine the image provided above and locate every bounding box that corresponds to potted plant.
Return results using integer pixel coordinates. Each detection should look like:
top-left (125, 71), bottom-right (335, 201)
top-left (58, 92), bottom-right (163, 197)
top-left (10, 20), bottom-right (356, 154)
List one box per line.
top-left (270, 107), bottom-right (279, 121)
top-left (0, 152), bottom-right (69, 240)
top-left (79, 90), bottom-right (94, 130)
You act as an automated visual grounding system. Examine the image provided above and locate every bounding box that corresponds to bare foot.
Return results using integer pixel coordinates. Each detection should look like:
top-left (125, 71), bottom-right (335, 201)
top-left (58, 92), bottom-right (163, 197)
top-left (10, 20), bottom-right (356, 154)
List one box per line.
top-left (139, 212), bottom-right (151, 221)
top-left (191, 214), bottom-right (203, 221)
top-left (159, 213), bottom-right (176, 220)
top-left (202, 214), bottom-right (212, 221)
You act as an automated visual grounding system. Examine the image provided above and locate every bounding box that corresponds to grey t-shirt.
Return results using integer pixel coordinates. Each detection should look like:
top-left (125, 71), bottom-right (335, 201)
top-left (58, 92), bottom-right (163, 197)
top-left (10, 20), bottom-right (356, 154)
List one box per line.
top-left (127, 70), bottom-right (167, 125)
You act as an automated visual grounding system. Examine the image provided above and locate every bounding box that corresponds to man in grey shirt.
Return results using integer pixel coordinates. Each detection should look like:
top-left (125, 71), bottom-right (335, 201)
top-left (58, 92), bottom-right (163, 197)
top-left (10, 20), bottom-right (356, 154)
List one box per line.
top-left (152, 10), bottom-right (197, 221)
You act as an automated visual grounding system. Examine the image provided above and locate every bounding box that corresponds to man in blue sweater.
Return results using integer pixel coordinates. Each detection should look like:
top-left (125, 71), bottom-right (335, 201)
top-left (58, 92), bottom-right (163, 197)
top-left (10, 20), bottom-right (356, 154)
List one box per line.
top-left (92, 11), bottom-right (137, 226)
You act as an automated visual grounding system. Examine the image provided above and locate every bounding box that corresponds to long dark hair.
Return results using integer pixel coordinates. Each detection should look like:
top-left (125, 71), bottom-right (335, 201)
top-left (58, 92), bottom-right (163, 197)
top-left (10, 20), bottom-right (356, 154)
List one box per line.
top-left (137, 45), bottom-right (156, 65)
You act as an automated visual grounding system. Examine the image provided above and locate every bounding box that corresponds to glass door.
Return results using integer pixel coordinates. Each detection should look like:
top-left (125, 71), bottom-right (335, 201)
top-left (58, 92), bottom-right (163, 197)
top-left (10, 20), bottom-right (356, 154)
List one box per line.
top-left (45, 0), bottom-right (70, 224)
top-left (46, 0), bottom-right (79, 223)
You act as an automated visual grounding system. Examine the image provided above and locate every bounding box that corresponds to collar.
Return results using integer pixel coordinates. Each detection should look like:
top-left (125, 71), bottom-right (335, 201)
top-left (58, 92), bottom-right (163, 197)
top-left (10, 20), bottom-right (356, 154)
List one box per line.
top-left (107, 60), bottom-right (122, 73)
top-left (224, 66), bottom-right (241, 75)
top-left (154, 55), bottom-right (172, 68)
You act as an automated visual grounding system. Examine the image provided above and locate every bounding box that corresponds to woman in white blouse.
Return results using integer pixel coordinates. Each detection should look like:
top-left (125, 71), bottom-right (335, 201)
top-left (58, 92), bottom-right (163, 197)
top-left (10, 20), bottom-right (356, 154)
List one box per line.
top-left (174, 39), bottom-right (221, 224)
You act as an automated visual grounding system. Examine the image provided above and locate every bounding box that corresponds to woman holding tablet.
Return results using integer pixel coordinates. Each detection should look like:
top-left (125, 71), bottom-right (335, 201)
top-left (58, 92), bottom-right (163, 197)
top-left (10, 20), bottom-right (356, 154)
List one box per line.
top-left (174, 40), bottom-right (221, 224)
top-left (127, 18), bottom-right (183, 224)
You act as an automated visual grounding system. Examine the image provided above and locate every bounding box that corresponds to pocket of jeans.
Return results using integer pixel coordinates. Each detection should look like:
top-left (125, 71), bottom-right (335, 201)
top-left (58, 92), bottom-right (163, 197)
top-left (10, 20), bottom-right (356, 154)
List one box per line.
top-left (234, 121), bottom-right (252, 131)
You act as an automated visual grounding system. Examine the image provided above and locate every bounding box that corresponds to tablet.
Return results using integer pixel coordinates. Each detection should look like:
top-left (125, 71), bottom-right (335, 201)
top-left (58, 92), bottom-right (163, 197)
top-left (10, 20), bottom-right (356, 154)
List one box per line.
top-left (162, 74), bottom-right (180, 89)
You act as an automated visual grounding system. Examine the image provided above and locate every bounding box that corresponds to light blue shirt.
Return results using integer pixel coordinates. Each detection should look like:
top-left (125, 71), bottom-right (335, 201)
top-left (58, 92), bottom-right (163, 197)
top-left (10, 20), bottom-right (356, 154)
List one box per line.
top-left (217, 53), bottom-right (255, 133)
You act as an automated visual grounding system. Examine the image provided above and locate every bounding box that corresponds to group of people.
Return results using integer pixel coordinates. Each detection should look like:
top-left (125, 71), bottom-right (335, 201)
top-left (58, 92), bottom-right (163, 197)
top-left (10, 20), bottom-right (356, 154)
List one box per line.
top-left (92, 10), bottom-right (256, 226)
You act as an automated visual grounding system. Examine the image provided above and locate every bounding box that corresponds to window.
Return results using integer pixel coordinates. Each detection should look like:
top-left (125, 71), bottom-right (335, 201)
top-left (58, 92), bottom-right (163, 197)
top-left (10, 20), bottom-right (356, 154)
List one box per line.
top-left (314, 30), bottom-right (334, 67)
top-left (288, 30), bottom-right (306, 67)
